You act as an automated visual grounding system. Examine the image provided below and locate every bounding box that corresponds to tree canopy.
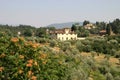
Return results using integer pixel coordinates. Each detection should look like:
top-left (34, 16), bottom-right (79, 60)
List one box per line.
top-left (83, 20), bottom-right (90, 26)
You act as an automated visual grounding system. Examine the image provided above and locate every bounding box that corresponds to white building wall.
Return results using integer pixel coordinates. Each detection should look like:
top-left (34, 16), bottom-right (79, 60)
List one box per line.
top-left (57, 33), bottom-right (77, 41)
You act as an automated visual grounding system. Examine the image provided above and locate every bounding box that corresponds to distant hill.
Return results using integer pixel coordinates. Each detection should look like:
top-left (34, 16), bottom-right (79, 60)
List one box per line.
top-left (47, 22), bottom-right (83, 29)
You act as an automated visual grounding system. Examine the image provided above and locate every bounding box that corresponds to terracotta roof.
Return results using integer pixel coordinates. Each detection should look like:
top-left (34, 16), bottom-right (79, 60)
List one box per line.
top-left (55, 29), bottom-right (64, 34)
top-left (99, 30), bottom-right (106, 33)
top-left (49, 28), bottom-right (75, 34)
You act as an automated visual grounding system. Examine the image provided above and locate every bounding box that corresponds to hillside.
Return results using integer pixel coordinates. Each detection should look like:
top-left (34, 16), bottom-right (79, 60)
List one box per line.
top-left (0, 32), bottom-right (120, 80)
top-left (47, 22), bottom-right (83, 29)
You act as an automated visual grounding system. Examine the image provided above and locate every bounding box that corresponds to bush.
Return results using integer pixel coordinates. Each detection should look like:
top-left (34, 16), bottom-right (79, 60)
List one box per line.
top-left (98, 61), bottom-right (110, 75)
top-left (110, 66), bottom-right (120, 77)
top-left (83, 45), bottom-right (92, 52)
top-left (115, 50), bottom-right (120, 58)
top-left (60, 41), bottom-right (71, 52)
top-left (68, 68), bottom-right (88, 80)
top-left (76, 41), bottom-right (84, 52)
top-left (91, 71), bottom-right (106, 80)
top-left (49, 40), bottom-right (56, 47)
top-left (105, 72), bottom-right (114, 80)
top-left (109, 39), bottom-right (118, 44)
top-left (114, 76), bottom-right (120, 80)
top-left (69, 40), bottom-right (76, 46)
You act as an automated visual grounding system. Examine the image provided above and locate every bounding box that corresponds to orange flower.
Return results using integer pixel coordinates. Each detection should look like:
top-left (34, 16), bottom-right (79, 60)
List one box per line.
top-left (0, 53), bottom-right (6, 58)
top-left (11, 37), bottom-right (19, 43)
top-left (26, 63), bottom-right (32, 67)
top-left (26, 59), bottom-right (34, 67)
top-left (42, 60), bottom-right (47, 64)
top-left (25, 41), bottom-right (32, 46)
top-left (27, 41), bottom-right (33, 45)
top-left (0, 67), bottom-right (4, 72)
top-left (27, 71), bottom-right (33, 77)
top-left (40, 53), bottom-right (47, 59)
top-left (27, 59), bottom-right (33, 64)
top-left (32, 43), bottom-right (39, 48)
top-left (31, 76), bottom-right (37, 80)
top-left (18, 69), bottom-right (23, 74)
top-left (25, 41), bottom-right (39, 48)
top-left (19, 55), bottom-right (24, 59)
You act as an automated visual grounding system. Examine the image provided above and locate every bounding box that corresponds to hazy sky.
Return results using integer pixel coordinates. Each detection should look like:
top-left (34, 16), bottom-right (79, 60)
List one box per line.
top-left (0, 0), bottom-right (120, 27)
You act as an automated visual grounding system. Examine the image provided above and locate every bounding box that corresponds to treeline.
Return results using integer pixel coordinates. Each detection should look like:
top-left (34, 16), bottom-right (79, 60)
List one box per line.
top-left (71, 18), bottom-right (120, 37)
top-left (0, 18), bottom-right (120, 37)
top-left (0, 24), bottom-right (55, 37)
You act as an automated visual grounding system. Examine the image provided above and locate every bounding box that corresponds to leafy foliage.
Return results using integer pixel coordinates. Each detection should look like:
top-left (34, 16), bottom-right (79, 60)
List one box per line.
top-left (0, 33), bottom-right (120, 80)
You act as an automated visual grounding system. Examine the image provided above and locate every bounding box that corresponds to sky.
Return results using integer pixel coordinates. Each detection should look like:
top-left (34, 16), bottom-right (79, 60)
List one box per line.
top-left (0, 0), bottom-right (120, 27)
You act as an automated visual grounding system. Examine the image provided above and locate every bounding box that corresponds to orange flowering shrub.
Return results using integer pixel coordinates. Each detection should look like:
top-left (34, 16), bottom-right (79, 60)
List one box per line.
top-left (31, 76), bottom-right (37, 80)
top-left (19, 55), bottom-right (24, 59)
top-left (32, 43), bottom-right (39, 48)
top-left (42, 60), bottom-right (47, 64)
top-left (27, 59), bottom-right (33, 64)
top-left (25, 41), bottom-right (39, 48)
top-left (27, 70), bottom-right (33, 77)
top-left (11, 37), bottom-right (19, 43)
top-left (0, 35), bottom-right (68, 80)
top-left (39, 53), bottom-right (47, 59)
top-left (26, 63), bottom-right (33, 67)
top-left (0, 53), bottom-right (6, 58)
top-left (26, 59), bottom-right (34, 67)
top-left (18, 69), bottom-right (23, 74)
top-left (0, 67), bottom-right (4, 72)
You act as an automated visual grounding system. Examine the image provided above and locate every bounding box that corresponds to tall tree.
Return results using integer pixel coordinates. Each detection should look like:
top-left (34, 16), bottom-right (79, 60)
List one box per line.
top-left (35, 27), bottom-right (46, 37)
top-left (95, 21), bottom-right (107, 30)
top-left (83, 20), bottom-right (90, 26)
top-left (71, 24), bottom-right (77, 31)
top-left (23, 29), bottom-right (33, 37)
top-left (111, 18), bottom-right (120, 34)
top-left (106, 24), bottom-right (112, 35)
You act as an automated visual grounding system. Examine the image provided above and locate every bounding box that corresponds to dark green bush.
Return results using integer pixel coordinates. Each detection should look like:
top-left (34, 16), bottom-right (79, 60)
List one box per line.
top-left (60, 41), bottom-right (71, 52)
top-left (115, 50), bottom-right (120, 58)
top-left (76, 41), bottom-right (84, 52)
top-left (49, 40), bottom-right (56, 47)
